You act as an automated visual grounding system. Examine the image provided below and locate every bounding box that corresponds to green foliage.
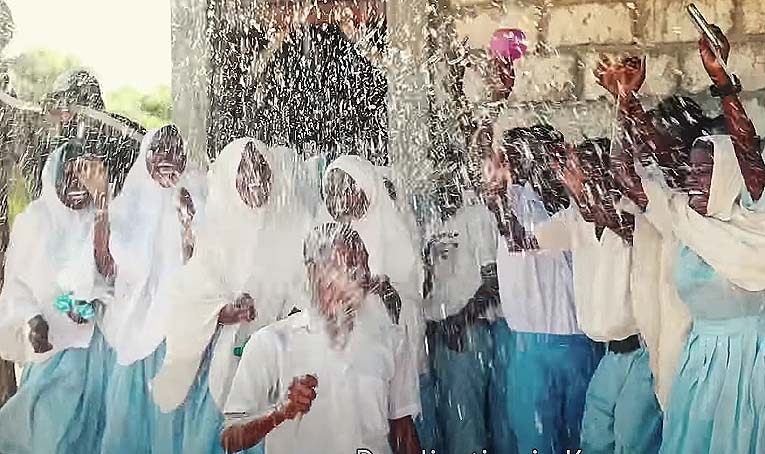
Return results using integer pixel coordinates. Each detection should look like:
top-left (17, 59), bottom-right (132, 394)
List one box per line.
top-left (7, 48), bottom-right (172, 129)
top-left (8, 168), bottom-right (30, 226)
top-left (8, 48), bottom-right (81, 102)
top-left (105, 85), bottom-right (172, 129)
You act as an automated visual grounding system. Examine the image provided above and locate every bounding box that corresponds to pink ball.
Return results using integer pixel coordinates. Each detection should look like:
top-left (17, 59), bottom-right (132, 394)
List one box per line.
top-left (489, 28), bottom-right (528, 62)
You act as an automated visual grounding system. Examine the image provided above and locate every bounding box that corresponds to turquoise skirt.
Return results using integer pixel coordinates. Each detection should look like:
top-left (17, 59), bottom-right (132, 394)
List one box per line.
top-left (182, 351), bottom-right (264, 454)
top-left (0, 328), bottom-right (113, 454)
top-left (581, 347), bottom-right (662, 454)
top-left (100, 342), bottom-right (185, 454)
top-left (660, 316), bottom-right (765, 453)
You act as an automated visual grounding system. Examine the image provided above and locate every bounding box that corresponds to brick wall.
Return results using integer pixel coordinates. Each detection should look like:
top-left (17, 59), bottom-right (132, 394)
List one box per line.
top-left (450, 0), bottom-right (765, 141)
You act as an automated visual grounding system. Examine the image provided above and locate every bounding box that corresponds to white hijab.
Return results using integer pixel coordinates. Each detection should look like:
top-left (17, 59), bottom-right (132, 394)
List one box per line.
top-left (644, 135), bottom-right (765, 291)
top-left (323, 156), bottom-right (417, 285)
top-left (323, 157), bottom-right (425, 380)
top-left (151, 138), bottom-right (312, 412)
top-left (103, 128), bottom-right (207, 366)
top-left (0, 144), bottom-right (100, 363)
top-left (636, 134), bottom-right (765, 407)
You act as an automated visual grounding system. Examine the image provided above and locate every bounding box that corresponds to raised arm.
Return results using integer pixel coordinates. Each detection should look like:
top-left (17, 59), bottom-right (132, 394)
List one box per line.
top-left (77, 159), bottom-right (114, 278)
top-left (700, 25), bottom-right (765, 200)
top-left (595, 56), bottom-right (687, 187)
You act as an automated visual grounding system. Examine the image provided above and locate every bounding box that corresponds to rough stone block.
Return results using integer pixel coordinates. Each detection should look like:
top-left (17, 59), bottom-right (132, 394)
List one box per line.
top-left (679, 45), bottom-right (712, 93)
top-left (645, 0), bottom-right (733, 43)
top-left (498, 98), bottom-right (616, 142)
top-left (741, 0), bottom-right (765, 35)
top-left (511, 53), bottom-right (578, 102)
top-left (730, 44), bottom-right (765, 92)
top-left (644, 53), bottom-right (681, 96)
top-left (547, 3), bottom-right (634, 47)
top-left (680, 43), bottom-right (765, 94)
top-left (454, 1), bottom-right (540, 50)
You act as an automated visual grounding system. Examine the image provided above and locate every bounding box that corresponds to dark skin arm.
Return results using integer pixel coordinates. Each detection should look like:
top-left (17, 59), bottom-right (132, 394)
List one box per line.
top-left (701, 26), bottom-right (765, 200)
top-left (28, 314), bottom-right (53, 353)
top-left (594, 56), bottom-right (687, 188)
top-left (221, 375), bottom-right (318, 453)
top-left (389, 416), bottom-right (421, 454)
top-left (486, 191), bottom-right (539, 252)
top-left (429, 262), bottom-right (499, 352)
top-left (77, 159), bottom-right (115, 278)
top-left (178, 187), bottom-right (196, 263)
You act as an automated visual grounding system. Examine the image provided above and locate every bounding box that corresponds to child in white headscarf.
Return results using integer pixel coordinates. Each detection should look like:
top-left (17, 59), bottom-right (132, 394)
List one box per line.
top-left (0, 141), bottom-right (115, 454)
top-left (321, 155), bottom-right (423, 410)
top-left (636, 135), bottom-right (765, 453)
top-left (99, 125), bottom-right (206, 454)
top-left (151, 138), bottom-right (312, 454)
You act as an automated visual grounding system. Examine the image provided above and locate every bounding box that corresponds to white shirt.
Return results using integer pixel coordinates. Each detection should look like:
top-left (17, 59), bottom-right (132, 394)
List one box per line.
top-left (224, 304), bottom-right (420, 454)
top-left (535, 206), bottom-right (638, 341)
top-left (496, 184), bottom-right (582, 335)
top-left (426, 203), bottom-right (497, 321)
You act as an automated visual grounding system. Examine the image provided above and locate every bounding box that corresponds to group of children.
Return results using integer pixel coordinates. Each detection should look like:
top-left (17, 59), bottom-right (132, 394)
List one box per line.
top-left (0, 18), bottom-right (764, 454)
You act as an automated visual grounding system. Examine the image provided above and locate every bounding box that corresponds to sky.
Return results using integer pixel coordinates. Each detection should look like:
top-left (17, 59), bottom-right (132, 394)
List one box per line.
top-left (4, 0), bottom-right (171, 92)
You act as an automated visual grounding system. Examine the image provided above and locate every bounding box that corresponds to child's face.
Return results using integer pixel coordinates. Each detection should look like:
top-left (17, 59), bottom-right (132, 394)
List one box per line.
top-left (325, 169), bottom-right (369, 222)
top-left (236, 143), bottom-right (272, 209)
top-left (146, 134), bottom-right (186, 188)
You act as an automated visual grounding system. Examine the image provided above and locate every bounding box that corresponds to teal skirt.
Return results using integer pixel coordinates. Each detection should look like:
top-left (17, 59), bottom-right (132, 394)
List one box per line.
top-left (182, 349), bottom-right (264, 454)
top-left (100, 342), bottom-right (185, 454)
top-left (0, 328), bottom-right (113, 454)
top-left (660, 316), bottom-right (765, 453)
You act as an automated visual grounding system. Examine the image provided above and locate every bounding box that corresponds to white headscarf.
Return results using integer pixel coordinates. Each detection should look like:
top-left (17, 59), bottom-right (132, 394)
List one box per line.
top-left (644, 135), bottom-right (765, 291)
top-left (151, 138), bottom-right (312, 412)
top-left (323, 156), bottom-right (417, 284)
top-left (636, 135), bottom-right (765, 407)
top-left (0, 144), bottom-right (100, 363)
top-left (103, 127), bottom-right (207, 366)
top-left (323, 157), bottom-right (426, 381)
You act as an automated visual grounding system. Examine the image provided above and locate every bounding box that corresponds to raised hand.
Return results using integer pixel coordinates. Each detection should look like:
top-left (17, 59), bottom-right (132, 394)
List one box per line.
top-left (282, 374), bottom-right (318, 420)
top-left (28, 315), bottom-right (53, 354)
top-left (218, 293), bottom-right (257, 325)
top-left (75, 158), bottom-right (108, 199)
top-left (594, 55), bottom-right (646, 99)
top-left (699, 24), bottom-right (731, 86)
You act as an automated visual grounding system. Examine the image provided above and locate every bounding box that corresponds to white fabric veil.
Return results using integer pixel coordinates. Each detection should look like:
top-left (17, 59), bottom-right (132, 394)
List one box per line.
top-left (644, 135), bottom-right (765, 291)
top-left (103, 127), bottom-right (207, 366)
top-left (151, 138), bottom-right (313, 412)
top-left (0, 144), bottom-right (99, 363)
top-left (323, 156), bottom-right (417, 284)
top-left (322, 157), bottom-right (426, 380)
top-left (636, 134), bottom-right (765, 407)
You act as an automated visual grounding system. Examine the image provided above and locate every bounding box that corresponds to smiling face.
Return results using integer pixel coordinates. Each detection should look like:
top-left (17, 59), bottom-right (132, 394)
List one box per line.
top-left (686, 141), bottom-right (714, 216)
top-left (56, 159), bottom-right (91, 210)
top-left (146, 127), bottom-right (187, 188)
top-left (236, 142), bottom-right (273, 209)
top-left (307, 229), bottom-right (370, 349)
top-left (324, 168), bottom-right (369, 222)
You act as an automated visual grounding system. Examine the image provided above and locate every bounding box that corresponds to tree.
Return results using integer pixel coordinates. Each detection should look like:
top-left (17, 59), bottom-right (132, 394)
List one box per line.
top-left (7, 48), bottom-right (82, 103)
top-left (105, 85), bottom-right (172, 129)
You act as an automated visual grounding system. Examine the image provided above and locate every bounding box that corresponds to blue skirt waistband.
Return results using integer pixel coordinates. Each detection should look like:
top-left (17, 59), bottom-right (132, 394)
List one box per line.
top-left (691, 315), bottom-right (765, 336)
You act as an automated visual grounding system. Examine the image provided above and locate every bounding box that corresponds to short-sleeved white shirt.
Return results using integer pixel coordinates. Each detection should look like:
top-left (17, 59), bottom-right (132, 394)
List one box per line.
top-left (426, 203), bottom-right (498, 321)
top-left (496, 184), bottom-right (582, 335)
top-left (535, 206), bottom-right (639, 341)
top-left (224, 304), bottom-right (420, 454)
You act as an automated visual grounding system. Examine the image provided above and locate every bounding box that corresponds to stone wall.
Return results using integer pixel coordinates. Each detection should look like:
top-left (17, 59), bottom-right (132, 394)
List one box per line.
top-left (450, 0), bottom-right (765, 140)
